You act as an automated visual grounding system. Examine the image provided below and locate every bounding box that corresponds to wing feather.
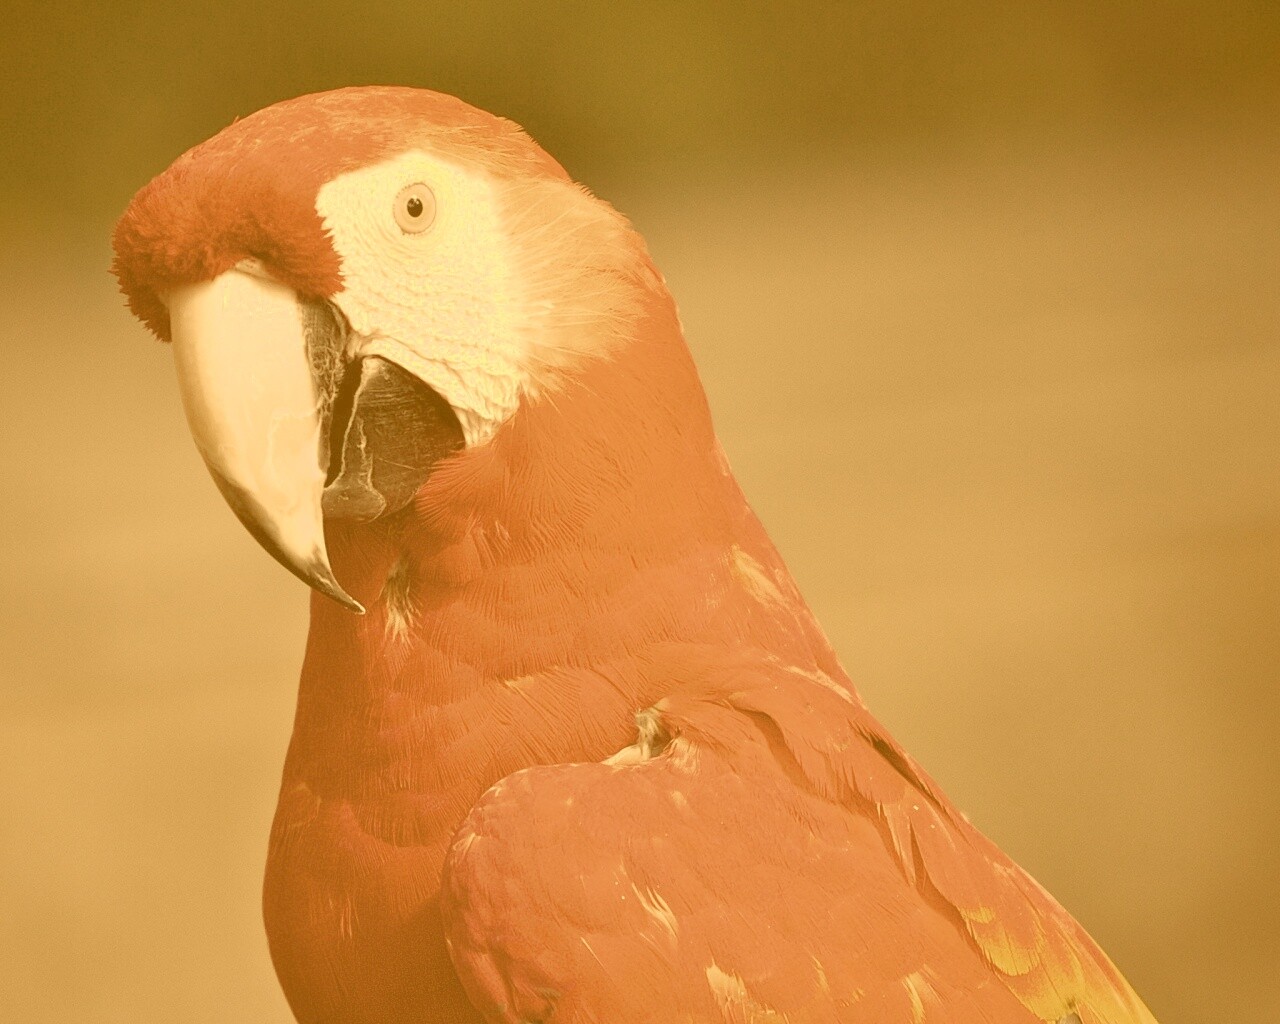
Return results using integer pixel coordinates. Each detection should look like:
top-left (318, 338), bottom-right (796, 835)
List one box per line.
top-left (441, 645), bottom-right (1157, 1024)
top-left (658, 651), bottom-right (1157, 1024)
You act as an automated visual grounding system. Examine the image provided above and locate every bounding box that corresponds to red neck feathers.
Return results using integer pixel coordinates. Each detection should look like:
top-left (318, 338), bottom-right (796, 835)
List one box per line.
top-left (264, 276), bottom-right (845, 1024)
top-left (303, 286), bottom-right (842, 730)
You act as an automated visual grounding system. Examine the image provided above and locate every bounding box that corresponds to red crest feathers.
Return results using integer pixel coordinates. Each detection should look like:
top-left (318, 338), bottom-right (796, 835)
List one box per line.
top-left (112, 86), bottom-right (569, 340)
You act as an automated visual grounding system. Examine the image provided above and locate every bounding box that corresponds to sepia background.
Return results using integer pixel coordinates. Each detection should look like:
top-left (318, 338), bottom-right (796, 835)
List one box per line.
top-left (1, 3), bottom-right (1277, 1021)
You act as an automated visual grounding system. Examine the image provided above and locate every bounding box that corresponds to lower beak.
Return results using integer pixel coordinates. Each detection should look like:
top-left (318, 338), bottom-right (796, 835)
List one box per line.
top-left (166, 269), bottom-right (364, 613)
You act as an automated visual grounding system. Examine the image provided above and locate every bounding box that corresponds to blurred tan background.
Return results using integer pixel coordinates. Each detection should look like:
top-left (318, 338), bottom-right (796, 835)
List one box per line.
top-left (1, 2), bottom-right (1277, 1022)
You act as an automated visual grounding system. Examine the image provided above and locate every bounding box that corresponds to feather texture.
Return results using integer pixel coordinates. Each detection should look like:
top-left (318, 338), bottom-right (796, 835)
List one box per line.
top-left (442, 648), bottom-right (1156, 1024)
top-left (111, 87), bottom-right (1160, 1024)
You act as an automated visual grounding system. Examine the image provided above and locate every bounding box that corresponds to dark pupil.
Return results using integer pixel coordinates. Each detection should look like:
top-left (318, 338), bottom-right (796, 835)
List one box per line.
top-left (405, 196), bottom-right (424, 218)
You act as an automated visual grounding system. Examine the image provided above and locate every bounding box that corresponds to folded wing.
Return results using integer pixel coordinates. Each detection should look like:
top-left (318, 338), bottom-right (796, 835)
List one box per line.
top-left (441, 645), bottom-right (1157, 1024)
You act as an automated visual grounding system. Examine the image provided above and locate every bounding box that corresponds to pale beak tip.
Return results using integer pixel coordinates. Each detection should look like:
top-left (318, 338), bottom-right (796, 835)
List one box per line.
top-left (207, 467), bottom-right (364, 613)
top-left (307, 561), bottom-right (366, 615)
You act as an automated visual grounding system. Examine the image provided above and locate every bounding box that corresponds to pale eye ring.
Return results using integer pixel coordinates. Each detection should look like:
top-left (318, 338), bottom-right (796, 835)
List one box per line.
top-left (393, 183), bottom-right (437, 234)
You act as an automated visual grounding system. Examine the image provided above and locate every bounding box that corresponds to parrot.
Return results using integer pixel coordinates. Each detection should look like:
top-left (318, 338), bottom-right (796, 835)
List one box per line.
top-left (112, 87), bottom-right (1159, 1024)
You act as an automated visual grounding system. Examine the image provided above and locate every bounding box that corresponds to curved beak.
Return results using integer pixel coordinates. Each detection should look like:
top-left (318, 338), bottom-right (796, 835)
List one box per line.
top-left (166, 269), bottom-right (364, 613)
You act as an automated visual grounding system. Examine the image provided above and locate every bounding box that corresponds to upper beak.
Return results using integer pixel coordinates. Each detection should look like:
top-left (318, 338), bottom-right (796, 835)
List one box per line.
top-left (166, 268), bottom-right (365, 613)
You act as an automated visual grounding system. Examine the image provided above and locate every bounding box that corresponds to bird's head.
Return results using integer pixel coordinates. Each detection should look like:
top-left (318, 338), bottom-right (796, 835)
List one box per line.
top-left (113, 87), bottom-right (663, 612)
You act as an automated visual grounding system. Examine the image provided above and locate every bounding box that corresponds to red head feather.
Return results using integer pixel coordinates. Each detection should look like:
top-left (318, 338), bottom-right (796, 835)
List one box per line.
top-left (112, 87), bottom-right (569, 341)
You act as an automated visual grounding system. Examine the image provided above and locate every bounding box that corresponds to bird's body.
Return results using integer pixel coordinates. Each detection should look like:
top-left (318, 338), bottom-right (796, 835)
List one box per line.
top-left (113, 87), bottom-right (1158, 1024)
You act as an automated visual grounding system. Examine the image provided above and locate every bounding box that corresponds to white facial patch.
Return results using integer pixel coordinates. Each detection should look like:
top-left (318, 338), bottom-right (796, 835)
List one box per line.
top-left (316, 150), bottom-right (525, 445)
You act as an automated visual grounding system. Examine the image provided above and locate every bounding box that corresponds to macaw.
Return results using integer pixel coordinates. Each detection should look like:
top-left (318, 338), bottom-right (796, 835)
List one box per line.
top-left (112, 87), bottom-right (1158, 1024)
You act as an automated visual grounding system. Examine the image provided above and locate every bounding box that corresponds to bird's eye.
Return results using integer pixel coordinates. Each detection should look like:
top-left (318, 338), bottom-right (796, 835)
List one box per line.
top-left (393, 183), bottom-right (436, 234)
